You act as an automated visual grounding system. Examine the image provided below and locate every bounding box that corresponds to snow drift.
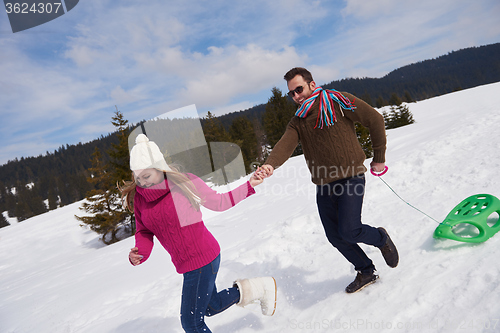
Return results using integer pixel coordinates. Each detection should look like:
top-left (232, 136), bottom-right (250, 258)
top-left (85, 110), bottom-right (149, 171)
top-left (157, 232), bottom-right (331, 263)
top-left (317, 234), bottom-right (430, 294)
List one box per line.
top-left (1, 82), bottom-right (500, 333)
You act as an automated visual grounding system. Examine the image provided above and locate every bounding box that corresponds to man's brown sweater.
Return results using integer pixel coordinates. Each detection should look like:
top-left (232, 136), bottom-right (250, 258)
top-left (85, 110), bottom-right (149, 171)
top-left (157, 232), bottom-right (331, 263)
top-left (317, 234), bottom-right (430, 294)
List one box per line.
top-left (265, 92), bottom-right (386, 185)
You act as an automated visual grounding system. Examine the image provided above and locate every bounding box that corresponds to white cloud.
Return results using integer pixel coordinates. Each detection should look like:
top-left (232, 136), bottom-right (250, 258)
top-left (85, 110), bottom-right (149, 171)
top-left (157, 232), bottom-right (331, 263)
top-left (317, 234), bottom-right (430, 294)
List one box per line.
top-left (175, 44), bottom-right (304, 109)
top-left (311, 0), bottom-right (500, 79)
top-left (341, 0), bottom-right (398, 19)
top-left (306, 65), bottom-right (341, 86)
top-left (110, 86), bottom-right (147, 105)
top-left (1, 0), bottom-right (499, 164)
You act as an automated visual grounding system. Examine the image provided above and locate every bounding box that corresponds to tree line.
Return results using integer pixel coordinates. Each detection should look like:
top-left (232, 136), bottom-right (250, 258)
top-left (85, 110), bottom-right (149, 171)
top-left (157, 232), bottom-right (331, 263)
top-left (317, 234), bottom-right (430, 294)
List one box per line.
top-left (0, 134), bottom-right (118, 223)
top-left (323, 42), bottom-right (500, 105)
top-left (0, 85), bottom-right (414, 238)
top-left (215, 42), bottom-right (500, 127)
top-left (2, 42), bottom-right (498, 231)
top-left (79, 90), bottom-right (414, 243)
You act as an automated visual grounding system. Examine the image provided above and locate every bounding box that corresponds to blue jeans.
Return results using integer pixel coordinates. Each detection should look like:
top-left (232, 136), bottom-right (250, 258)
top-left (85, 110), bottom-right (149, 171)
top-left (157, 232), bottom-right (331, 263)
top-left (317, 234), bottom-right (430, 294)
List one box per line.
top-left (180, 254), bottom-right (240, 333)
top-left (316, 175), bottom-right (386, 275)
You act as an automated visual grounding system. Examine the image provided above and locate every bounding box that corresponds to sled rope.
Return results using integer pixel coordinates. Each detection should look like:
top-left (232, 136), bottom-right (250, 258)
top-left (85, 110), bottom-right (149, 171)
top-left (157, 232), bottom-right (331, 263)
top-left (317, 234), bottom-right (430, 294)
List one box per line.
top-left (373, 170), bottom-right (449, 226)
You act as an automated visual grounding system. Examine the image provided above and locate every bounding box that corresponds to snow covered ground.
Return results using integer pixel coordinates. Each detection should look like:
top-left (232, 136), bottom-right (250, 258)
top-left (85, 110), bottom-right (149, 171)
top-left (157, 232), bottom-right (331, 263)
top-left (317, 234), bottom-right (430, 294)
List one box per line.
top-left (1, 82), bottom-right (500, 333)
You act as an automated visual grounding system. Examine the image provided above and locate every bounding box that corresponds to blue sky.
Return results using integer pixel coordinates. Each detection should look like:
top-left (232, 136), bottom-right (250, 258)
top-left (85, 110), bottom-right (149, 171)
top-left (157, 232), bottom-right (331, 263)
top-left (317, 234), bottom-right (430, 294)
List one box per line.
top-left (1, 0), bottom-right (499, 165)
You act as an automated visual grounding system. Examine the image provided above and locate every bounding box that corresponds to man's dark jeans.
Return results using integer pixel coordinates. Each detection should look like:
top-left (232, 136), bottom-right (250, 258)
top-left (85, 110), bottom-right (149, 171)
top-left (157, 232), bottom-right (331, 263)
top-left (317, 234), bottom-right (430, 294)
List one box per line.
top-left (316, 174), bottom-right (386, 274)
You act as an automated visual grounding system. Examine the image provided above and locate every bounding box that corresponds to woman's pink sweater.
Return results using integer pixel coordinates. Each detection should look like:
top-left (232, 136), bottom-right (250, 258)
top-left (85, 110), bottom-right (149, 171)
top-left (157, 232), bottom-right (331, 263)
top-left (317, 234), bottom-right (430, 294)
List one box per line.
top-left (133, 174), bottom-right (255, 273)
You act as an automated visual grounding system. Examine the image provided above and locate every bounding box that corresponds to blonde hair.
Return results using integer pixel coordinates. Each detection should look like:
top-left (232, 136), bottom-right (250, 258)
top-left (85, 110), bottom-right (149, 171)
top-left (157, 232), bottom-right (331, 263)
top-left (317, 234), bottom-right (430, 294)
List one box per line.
top-left (118, 166), bottom-right (202, 213)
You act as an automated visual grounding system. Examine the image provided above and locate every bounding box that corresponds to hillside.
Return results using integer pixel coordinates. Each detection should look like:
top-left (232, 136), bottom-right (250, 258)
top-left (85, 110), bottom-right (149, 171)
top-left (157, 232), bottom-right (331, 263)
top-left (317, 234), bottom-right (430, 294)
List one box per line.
top-left (326, 43), bottom-right (500, 101)
top-left (217, 42), bottom-right (500, 127)
top-left (1, 82), bottom-right (500, 332)
top-left (1, 42), bottom-right (500, 224)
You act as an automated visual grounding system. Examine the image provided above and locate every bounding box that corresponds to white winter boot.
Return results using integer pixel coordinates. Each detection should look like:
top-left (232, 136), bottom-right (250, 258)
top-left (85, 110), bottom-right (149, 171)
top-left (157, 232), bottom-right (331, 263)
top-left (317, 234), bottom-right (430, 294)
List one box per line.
top-left (234, 277), bottom-right (277, 316)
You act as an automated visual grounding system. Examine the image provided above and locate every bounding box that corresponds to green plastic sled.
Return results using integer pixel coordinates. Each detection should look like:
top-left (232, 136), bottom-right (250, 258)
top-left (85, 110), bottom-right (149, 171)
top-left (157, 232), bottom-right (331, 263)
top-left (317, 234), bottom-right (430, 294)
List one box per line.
top-left (434, 194), bottom-right (500, 243)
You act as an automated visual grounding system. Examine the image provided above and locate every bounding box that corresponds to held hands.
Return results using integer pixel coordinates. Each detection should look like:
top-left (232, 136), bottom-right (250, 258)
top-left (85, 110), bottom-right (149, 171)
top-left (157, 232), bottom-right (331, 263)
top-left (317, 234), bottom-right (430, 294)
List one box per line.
top-left (260, 164), bottom-right (274, 177)
top-left (249, 167), bottom-right (265, 187)
top-left (129, 247), bottom-right (143, 266)
top-left (249, 166), bottom-right (274, 187)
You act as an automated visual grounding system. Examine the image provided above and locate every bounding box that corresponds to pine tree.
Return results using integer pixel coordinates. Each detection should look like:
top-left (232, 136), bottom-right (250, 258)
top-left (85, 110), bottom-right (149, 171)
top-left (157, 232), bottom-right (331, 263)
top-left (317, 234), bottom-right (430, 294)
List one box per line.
top-left (388, 93), bottom-right (402, 106)
top-left (263, 87), bottom-right (296, 147)
top-left (76, 147), bottom-right (127, 244)
top-left (203, 111), bottom-right (232, 143)
top-left (263, 87), bottom-right (302, 156)
top-left (70, 172), bottom-right (90, 202)
top-left (376, 96), bottom-right (387, 108)
top-left (403, 91), bottom-right (414, 103)
top-left (202, 111), bottom-right (238, 184)
top-left (384, 104), bottom-right (415, 129)
top-left (396, 104), bottom-right (415, 127)
top-left (28, 183), bottom-right (48, 216)
top-left (355, 124), bottom-right (373, 158)
top-left (251, 117), bottom-right (267, 165)
top-left (229, 116), bottom-right (259, 173)
top-left (15, 181), bottom-right (33, 222)
top-left (55, 176), bottom-right (71, 207)
top-left (0, 211), bottom-right (9, 228)
top-left (361, 92), bottom-right (374, 107)
top-left (47, 186), bottom-right (58, 210)
top-left (5, 187), bottom-right (16, 219)
top-left (0, 180), bottom-right (6, 213)
top-left (109, 107), bottom-right (131, 183)
top-left (76, 109), bottom-right (134, 244)
top-left (109, 107), bottom-right (135, 235)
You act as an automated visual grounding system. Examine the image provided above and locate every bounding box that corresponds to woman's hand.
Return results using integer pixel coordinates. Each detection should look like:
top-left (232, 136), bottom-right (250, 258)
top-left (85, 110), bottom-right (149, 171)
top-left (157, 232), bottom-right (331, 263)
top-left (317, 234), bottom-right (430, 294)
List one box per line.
top-left (129, 247), bottom-right (143, 266)
top-left (249, 167), bottom-right (266, 187)
top-left (260, 164), bottom-right (274, 177)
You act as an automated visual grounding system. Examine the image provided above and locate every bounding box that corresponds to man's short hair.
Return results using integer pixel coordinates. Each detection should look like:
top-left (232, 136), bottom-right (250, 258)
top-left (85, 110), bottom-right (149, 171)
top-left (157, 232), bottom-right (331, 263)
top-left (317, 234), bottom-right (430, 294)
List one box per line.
top-left (284, 67), bottom-right (314, 83)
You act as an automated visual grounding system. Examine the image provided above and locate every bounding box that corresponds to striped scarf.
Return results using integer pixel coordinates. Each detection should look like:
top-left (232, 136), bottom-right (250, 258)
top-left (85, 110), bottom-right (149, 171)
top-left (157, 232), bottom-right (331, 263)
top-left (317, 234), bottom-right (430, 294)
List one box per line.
top-left (295, 87), bottom-right (356, 128)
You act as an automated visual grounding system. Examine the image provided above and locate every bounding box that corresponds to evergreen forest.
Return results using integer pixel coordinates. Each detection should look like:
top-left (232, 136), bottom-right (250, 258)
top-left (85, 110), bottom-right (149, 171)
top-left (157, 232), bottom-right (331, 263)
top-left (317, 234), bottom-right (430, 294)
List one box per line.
top-left (1, 42), bottom-right (499, 234)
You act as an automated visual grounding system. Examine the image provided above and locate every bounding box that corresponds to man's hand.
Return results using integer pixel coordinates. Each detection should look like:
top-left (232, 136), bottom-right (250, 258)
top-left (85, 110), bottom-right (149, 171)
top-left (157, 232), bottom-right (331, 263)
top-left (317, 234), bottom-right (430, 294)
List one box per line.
top-left (370, 161), bottom-right (386, 173)
top-left (260, 164), bottom-right (274, 178)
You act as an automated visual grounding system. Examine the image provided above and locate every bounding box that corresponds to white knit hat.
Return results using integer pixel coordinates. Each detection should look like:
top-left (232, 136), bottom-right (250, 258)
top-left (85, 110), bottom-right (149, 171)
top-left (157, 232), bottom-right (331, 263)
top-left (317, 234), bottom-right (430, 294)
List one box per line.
top-left (129, 134), bottom-right (172, 172)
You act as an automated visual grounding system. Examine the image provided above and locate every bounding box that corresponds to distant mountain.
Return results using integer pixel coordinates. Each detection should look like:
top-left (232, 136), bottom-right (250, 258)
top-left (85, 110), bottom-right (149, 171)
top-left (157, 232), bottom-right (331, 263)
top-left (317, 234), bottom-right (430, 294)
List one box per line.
top-left (324, 42), bottom-right (500, 102)
top-left (1, 43), bottom-right (499, 224)
top-left (217, 42), bottom-right (500, 128)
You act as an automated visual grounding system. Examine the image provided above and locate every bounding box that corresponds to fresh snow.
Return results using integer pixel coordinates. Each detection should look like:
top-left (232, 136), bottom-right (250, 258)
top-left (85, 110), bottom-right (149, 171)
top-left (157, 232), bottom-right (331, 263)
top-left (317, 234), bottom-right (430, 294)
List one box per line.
top-left (1, 82), bottom-right (500, 333)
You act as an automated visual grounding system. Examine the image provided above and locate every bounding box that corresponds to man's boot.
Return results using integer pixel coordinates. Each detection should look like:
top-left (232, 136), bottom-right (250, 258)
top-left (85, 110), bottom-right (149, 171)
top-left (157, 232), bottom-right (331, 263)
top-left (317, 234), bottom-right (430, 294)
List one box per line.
top-left (378, 227), bottom-right (399, 268)
top-left (345, 271), bottom-right (379, 293)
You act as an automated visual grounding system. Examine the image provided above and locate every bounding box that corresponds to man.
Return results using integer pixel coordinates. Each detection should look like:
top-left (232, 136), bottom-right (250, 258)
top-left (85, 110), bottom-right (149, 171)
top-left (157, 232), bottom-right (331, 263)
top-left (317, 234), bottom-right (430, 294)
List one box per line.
top-left (261, 67), bottom-right (398, 293)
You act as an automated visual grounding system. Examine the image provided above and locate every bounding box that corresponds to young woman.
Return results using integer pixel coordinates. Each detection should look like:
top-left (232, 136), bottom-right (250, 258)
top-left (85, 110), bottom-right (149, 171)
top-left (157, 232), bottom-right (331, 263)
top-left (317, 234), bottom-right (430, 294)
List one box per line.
top-left (119, 134), bottom-right (276, 333)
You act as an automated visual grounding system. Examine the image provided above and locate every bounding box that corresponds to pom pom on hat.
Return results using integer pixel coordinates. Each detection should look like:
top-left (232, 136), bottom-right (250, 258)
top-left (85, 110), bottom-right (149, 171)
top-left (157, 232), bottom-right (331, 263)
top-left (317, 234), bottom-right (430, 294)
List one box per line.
top-left (135, 133), bottom-right (149, 144)
top-left (130, 134), bottom-right (171, 172)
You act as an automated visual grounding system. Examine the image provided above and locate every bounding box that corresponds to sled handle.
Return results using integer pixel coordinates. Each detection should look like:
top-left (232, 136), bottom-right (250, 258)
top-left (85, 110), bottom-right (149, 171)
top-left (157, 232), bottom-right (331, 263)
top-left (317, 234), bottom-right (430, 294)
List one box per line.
top-left (370, 166), bottom-right (388, 177)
